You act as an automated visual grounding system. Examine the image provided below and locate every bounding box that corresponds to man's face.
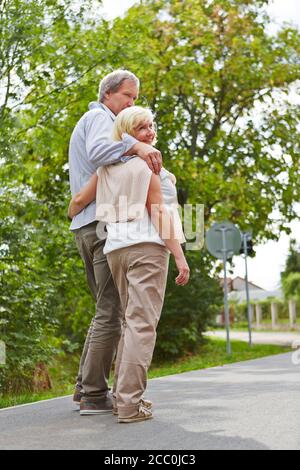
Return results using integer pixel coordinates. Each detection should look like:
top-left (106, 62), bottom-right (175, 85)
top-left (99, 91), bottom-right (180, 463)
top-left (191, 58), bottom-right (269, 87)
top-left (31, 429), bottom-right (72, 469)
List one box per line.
top-left (104, 79), bottom-right (139, 115)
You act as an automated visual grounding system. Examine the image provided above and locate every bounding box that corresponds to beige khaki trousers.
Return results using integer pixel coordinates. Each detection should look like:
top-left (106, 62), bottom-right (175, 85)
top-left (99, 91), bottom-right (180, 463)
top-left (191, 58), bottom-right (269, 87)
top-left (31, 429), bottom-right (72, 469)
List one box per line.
top-left (107, 242), bottom-right (169, 418)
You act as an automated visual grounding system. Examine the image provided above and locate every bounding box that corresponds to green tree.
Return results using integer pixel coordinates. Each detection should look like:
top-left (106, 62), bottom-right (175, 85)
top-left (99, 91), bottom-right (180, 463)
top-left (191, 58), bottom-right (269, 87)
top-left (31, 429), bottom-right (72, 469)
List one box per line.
top-left (1, 0), bottom-right (300, 392)
top-left (282, 273), bottom-right (300, 302)
top-left (281, 239), bottom-right (300, 280)
top-left (106, 0), bottom-right (300, 241)
top-left (0, 0), bottom-right (103, 392)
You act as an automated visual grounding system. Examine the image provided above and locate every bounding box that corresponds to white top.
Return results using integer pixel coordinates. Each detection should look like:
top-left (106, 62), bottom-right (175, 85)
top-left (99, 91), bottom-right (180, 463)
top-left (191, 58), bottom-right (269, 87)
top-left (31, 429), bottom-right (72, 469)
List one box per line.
top-left (103, 168), bottom-right (185, 255)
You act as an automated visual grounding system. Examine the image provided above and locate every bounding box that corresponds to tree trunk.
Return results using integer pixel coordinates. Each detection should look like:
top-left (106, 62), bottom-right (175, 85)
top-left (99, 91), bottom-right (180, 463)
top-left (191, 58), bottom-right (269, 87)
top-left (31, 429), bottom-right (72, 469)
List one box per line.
top-left (32, 362), bottom-right (52, 392)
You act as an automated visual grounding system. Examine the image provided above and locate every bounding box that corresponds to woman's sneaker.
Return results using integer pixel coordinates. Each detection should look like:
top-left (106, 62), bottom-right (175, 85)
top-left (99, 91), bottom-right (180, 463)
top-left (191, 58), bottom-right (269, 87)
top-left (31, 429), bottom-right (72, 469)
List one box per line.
top-left (113, 397), bottom-right (152, 416)
top-left (118, 403), bottom-right (153, 423)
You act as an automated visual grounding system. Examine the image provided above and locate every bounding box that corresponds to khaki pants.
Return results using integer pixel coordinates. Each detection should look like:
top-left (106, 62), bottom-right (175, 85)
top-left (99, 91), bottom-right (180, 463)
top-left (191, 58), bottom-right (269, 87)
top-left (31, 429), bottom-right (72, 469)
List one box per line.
top-left (107, 242), bottom-right (169, 418)
top-left (74, 222), bottom-right (122, 399)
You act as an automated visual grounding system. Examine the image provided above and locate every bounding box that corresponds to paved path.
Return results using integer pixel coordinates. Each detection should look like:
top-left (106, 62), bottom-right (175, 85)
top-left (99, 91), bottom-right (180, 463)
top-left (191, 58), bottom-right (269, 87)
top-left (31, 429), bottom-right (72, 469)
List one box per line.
top-left (0, 352), bottom-right (299, 450)
top-left (206, 330), bottom-right (300, 347)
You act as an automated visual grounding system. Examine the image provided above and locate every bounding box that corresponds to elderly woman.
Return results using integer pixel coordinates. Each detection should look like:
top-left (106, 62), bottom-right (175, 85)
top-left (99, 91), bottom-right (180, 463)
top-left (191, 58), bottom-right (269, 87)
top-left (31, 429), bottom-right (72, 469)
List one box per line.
top-left (69, 106), bottom-right (190, 423)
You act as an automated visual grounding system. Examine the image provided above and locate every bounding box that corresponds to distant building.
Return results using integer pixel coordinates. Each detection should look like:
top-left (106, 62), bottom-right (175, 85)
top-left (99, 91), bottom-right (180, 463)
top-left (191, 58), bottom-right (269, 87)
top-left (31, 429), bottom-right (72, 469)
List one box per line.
top-left (219, 276), bottom-right (283, 304)
top-left (219, 276), bottom-right (265, 293)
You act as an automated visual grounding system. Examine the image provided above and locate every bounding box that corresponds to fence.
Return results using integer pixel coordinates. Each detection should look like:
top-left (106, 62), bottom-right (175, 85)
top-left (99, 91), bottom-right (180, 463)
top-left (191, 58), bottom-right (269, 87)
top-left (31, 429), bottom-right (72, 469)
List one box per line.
top-left (218, 299), bottom-right (299, 330)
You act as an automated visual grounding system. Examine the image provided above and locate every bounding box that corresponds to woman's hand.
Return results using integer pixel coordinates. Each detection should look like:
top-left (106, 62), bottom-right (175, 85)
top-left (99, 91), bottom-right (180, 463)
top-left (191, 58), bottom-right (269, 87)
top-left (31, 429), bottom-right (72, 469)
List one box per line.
top-left (67, 173), bottom-right (98, 220)
top-left (174, 255), bottom-right (190, 286)
top-left (67, 200), bottom-right (75, 220)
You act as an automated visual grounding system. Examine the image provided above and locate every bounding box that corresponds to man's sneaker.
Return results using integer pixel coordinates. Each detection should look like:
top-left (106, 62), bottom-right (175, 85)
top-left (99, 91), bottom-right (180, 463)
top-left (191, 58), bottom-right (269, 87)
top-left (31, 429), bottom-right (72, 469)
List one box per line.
top-left (80, 396), bottom-right (113, 415)
top-left (73, 389), bottom-right (83, 406)
top-left (112, 397), bottom-right (152, 416)
top-left (118, 403), bottom-right (153, 423)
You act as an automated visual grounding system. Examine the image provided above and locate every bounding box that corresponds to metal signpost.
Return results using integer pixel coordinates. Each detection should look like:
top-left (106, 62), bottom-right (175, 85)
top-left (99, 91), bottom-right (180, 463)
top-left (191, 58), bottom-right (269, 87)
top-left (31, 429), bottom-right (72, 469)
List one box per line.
top-left (206, 222), bottom-right (242, 355)
top-left (241, 232), bottom-right (253, 347)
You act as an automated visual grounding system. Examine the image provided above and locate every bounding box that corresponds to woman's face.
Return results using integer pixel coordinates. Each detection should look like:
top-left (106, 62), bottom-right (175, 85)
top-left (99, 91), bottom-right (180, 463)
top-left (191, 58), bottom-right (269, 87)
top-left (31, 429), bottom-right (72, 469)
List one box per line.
top-left (132, 119), bottom-right (156, 145)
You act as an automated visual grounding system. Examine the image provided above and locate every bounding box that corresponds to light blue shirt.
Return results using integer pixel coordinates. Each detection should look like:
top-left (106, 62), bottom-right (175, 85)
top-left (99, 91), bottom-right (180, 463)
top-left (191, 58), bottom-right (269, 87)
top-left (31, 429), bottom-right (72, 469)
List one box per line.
top-left (68, 102), bottom-right (138, 230)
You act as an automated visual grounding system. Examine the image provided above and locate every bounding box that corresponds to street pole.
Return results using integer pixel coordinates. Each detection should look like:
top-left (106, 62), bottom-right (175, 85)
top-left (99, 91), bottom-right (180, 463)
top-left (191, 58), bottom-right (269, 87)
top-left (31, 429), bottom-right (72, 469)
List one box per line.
top-left (206, 221), bottom-right (241, 357)
top-left (221, 227), bottom-right (232, 355)
top-left (243, 233), bottom-right (253, 347)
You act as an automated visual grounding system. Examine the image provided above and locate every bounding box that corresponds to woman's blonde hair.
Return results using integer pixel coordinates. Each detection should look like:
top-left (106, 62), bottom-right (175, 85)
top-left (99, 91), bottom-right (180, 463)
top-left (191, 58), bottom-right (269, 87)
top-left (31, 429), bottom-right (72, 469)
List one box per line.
top-left (112, 106), bottom-right (157, 144)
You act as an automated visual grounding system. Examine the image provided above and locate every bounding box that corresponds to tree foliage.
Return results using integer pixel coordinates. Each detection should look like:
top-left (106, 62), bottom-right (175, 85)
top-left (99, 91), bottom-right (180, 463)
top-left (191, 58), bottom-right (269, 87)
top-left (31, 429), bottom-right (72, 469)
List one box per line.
top-left (281, 239), bottom-right (300, 279)
top-left (106, 0), bottom-right (300, 240)
top-left (281, 239), bottom-right (300, 302)
top-left (282, 273), bottom-right (300, 301)
top-left (1, 0), bottom-right (299, 392)
top-left (0, 0), bottom-right (103, 391)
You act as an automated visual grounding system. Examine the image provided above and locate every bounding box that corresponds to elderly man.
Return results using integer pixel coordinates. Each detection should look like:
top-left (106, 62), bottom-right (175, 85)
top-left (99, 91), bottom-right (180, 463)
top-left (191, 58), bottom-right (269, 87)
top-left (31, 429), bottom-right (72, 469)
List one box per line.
top-left (69, 70), bottom-right (162, 415)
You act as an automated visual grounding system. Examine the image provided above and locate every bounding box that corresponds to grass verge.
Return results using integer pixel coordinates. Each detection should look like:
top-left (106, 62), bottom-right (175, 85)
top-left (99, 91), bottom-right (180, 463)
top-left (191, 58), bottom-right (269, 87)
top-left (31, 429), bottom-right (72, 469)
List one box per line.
top-left (0, 337), bottom-right (290, 409)
top-left (148, 337), bottom-right (290, 378)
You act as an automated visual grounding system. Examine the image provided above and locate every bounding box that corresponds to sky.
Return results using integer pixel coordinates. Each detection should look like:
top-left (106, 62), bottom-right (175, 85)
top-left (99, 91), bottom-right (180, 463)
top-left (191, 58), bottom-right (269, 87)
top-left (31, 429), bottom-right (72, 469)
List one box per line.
top-left (101, 0), bottom-right (300, 25)
top-left (100, 0), bottom-right (300, 290)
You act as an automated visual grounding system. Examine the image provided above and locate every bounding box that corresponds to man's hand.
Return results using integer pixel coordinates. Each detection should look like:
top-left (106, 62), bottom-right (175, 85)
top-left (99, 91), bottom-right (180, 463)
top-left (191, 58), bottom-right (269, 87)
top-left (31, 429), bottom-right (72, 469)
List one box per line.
top-left (130, 142), bottom-right (162, 174)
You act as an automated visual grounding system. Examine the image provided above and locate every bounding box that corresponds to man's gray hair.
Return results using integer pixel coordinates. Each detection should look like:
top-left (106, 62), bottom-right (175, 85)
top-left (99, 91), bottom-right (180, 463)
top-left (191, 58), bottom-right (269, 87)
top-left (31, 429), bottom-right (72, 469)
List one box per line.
top-left (98, 70), bottom-right (139, 102)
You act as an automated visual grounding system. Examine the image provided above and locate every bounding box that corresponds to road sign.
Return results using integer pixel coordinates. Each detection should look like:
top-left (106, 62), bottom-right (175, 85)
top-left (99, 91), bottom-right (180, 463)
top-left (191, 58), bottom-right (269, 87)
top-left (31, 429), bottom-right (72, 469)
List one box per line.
top-left (206, 222), bottom-right (242, 355)
top-left (206, 222), bottom-right (242, 260)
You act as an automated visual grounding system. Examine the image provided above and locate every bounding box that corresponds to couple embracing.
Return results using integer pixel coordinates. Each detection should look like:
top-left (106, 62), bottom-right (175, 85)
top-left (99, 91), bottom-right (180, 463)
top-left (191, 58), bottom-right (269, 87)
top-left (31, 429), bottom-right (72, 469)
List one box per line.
top-left (68, 70), bottom-right (190, 424)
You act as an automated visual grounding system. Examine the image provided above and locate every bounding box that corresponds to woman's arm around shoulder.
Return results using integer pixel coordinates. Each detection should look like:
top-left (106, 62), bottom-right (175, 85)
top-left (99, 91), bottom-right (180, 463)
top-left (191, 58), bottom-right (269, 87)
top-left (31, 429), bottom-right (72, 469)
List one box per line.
top-left (68, 173), bottom-right (98, 219)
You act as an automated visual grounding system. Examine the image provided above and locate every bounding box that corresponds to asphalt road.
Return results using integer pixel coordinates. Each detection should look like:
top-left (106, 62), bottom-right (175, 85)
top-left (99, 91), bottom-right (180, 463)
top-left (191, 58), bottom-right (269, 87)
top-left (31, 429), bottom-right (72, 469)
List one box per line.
top-left (0, 352), bottom-right (299, 450)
